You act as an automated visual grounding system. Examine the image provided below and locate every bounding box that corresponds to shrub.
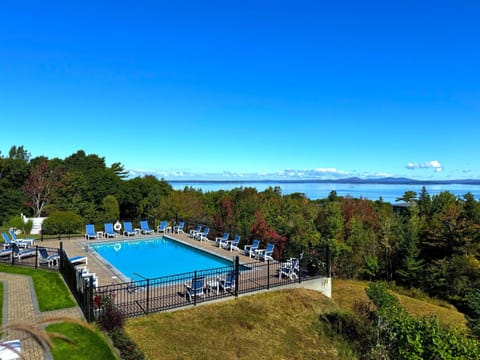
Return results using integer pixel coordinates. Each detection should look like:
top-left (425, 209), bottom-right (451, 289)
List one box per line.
top-left (42, 210), bottom-right (83, 235)
top-left (108, 328), bottom-right (145, 360)
top-left (321, 310), bottom-right (376, 355)
top-left (96, 295), bottom-right (124, 332)
top-left (4, 214), bottom-right (33, 234)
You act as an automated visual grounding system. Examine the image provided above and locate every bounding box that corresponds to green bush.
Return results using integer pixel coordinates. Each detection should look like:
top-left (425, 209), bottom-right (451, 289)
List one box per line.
top-left (108, 328), bottom-right (145, 360)
top-left (4, 214), bottom-right (33, 235)
top-left (321, 310), bottom-right (376, 355)
top-left (366, 281), bottom-right (480, 359)
top-left (42, 210), bottom-right (83, 235)
top-left (95, 295), bottom-right (125, 332)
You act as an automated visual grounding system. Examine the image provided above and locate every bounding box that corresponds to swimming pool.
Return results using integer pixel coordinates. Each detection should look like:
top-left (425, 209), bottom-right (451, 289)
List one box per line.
top-left (89, 237), bottom-right (235, 280)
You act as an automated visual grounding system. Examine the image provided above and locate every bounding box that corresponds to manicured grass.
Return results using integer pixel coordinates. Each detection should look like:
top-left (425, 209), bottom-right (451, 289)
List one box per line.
top-left (0, 264), bottom-right (76, 311)
top-left (125, 288), bottom-right (349, 360)
top-left (47, 322), bottom-right (118, 360)
top-left (332, 279), bottom-right (467, 331)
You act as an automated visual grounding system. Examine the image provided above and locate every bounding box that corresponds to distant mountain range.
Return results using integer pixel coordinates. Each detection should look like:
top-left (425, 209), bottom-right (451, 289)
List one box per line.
top-left (168, 177), bottom-right (480, 185)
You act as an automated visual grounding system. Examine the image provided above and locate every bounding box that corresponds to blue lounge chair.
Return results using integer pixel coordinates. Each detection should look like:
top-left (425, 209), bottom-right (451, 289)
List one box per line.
top-left (196, 227), bottom-right (210, 242)
top-left (184, 276), bottom-right (205, 301)
top-left (215, 232), bottom-right (229, 247)
top-left (69, 255), bottom-right (88, 265)
top-left (244, 239), bottom-right (260, 258)
top-left (224, 234), bottom-right (241, 251)
top-left (8, 229), bottom-right (35, 246)
top-left (157, 220), bottom-right (168, 233)
top-left (279, 257), bottom-right (299, 280)
top-left (189, 225), bottom-right (202, 238)
top-left (85, 224), bottom-right (97, 240)
top-left (173, 221), bottom-right (184, 234)
top-left (0, 247), bottom-right (11, 257)
top-left (256, 242), bottom-right (275, 261)
top-left (0, 339), bottom-right (21, 360)
top-left (123, 221), bottom-right (136, 236)
top-left (2, 232), bottom-right (30, 248)
top-left (140, 220), bottom-right (154, 235)
top-left (104, 223), bottom-right (117, 238)
top-left (38, 248), bottom-right (60, 268)
top-left (218, 271), bottom-right (236, 292)
top-left (11, 243), bottom-right (36, 260)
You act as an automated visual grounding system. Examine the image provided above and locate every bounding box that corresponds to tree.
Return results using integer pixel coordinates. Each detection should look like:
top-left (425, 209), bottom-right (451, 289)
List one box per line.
top-left (110, 162), bottom-right (129, 179)
top-left (22, 161), bottom-right (62, 217)
top-left (101, 195), bottom-right (120, 222)
top-left (8, 145), bottom-right (31, 161)
top-left (396, 190), bottom-right (417, 204)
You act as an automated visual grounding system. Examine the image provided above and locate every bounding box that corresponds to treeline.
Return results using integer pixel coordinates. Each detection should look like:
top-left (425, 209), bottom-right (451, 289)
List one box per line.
top-left (2, 145), bottom-right (480, 331)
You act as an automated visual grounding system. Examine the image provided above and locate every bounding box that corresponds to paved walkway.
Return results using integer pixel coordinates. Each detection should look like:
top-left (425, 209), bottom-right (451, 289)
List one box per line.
top-left (1, 272), bottom-right (84, 360)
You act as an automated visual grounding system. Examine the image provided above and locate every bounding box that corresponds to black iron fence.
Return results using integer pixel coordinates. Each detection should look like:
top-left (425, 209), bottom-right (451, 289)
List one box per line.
top-left (0, 244), bottom-right (60, 269)
top-left (90, 254), bottom-right (326, 322)
top-left (0, 233), bottom-right (330, 322)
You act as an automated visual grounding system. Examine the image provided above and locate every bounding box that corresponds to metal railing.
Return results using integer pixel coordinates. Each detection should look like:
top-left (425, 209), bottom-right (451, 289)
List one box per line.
top-left (0, 244), bottom-right (60, 269)
top-left (90, 255), bottom-right (326, 322)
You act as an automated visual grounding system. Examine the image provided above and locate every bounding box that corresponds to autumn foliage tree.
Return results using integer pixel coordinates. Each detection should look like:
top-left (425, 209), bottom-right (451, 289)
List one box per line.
top-left (22, 161), bottom-right (62, 217)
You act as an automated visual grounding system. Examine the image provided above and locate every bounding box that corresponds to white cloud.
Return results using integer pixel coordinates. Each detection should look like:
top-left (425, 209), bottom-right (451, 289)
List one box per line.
top-left (406, 160), bottom-right (443, 172)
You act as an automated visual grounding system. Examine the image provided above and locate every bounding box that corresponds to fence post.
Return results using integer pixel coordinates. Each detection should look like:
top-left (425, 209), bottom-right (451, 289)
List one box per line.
top-left (59, 241), bottom-right (64, 272)
top-left (146, 279), bottom-right (150, 315)
top-left (298, 251), bottom-right (302, 284)
top-left (234, 256), bottom-right (239, 297)
top-left (193, 271), bottom-right (197, 306)
top-left (267, 259), bottom-right (270, 290)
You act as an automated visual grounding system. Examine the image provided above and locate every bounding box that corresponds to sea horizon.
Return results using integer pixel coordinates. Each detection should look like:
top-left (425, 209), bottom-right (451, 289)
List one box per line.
top-left (167, 179), bottom-right (480, 204)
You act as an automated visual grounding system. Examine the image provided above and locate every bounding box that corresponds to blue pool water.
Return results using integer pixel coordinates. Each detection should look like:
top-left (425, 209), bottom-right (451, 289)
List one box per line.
top-left (89, 237), bottom-right (234, 280)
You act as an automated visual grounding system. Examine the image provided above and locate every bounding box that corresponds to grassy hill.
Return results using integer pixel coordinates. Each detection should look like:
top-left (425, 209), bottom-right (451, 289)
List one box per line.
top-left (124, 280), bottom-right (469, 359)
top-left (332, 280), bottom-right (467, 331)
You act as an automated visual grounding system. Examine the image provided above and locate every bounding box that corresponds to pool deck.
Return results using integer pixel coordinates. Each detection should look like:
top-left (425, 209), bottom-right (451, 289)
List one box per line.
top-left (39, 231), bottom-right (262, 286)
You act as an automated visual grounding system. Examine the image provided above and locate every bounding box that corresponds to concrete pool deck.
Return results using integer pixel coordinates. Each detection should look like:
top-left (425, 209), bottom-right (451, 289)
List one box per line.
top-left (39, 231), bottom-right (262, 286)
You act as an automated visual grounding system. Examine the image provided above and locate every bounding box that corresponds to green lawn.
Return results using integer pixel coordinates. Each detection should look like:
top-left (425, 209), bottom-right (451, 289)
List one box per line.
top-left (0, 264), bottom-right (118, 359)
top-left (47, 322), bottom-right (118, 360)
top-left (0, 263), bottom-right (76, 311)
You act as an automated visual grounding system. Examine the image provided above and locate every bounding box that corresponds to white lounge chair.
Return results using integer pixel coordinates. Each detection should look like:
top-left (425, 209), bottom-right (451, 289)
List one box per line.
top-left (0, 339), bottom-right (21, 360)
top-left (173, 221), bottom-right (185, 234)
top-left (140, 220), bottom-right (154, 235)
top-left (279, 258), bottom-right (299, 280)
top-left (157, 220), bottom-right (168, 233)
top-left (196, 227), bottom-right (210, 242)
top-left (11, 243), bottom-right (36, 260)
top-left (215, 232), bottom-right (229, 247)
top-left (2, 232), bottom-right (30, 248)
top-left (244, 239), bottom-right (259, 258)
top-left (69, 255), bottom-right (88, 265)
top-left (8, 229), bottom-right (35, 246)
top-left (104, 223), bottom-right (117, 238)
top-left (255, 243), bottom-right (275, 261)
top-left (123, 221), bottom-right (136, 236)
top-left (189, 225), bottom-right (202, 238)
top-left (223, 234), bottom-right (241, 251)
top-left (184, 276), bottom-right (205, 301)
top-left (38, 248), bottom-right (60, 268)
top-left (85, 224), bottom-right (97, 240)
top-left (218, 271), bottom-right (236, 292)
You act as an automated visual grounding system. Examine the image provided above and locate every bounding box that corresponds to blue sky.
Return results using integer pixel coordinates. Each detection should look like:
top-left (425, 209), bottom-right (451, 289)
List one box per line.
top-left (1, 1), bottom-right (479, 180)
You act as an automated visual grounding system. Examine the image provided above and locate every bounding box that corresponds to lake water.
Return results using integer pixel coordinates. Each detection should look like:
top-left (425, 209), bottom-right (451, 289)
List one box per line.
top-left (169, 181), bottom-right (480, 204)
